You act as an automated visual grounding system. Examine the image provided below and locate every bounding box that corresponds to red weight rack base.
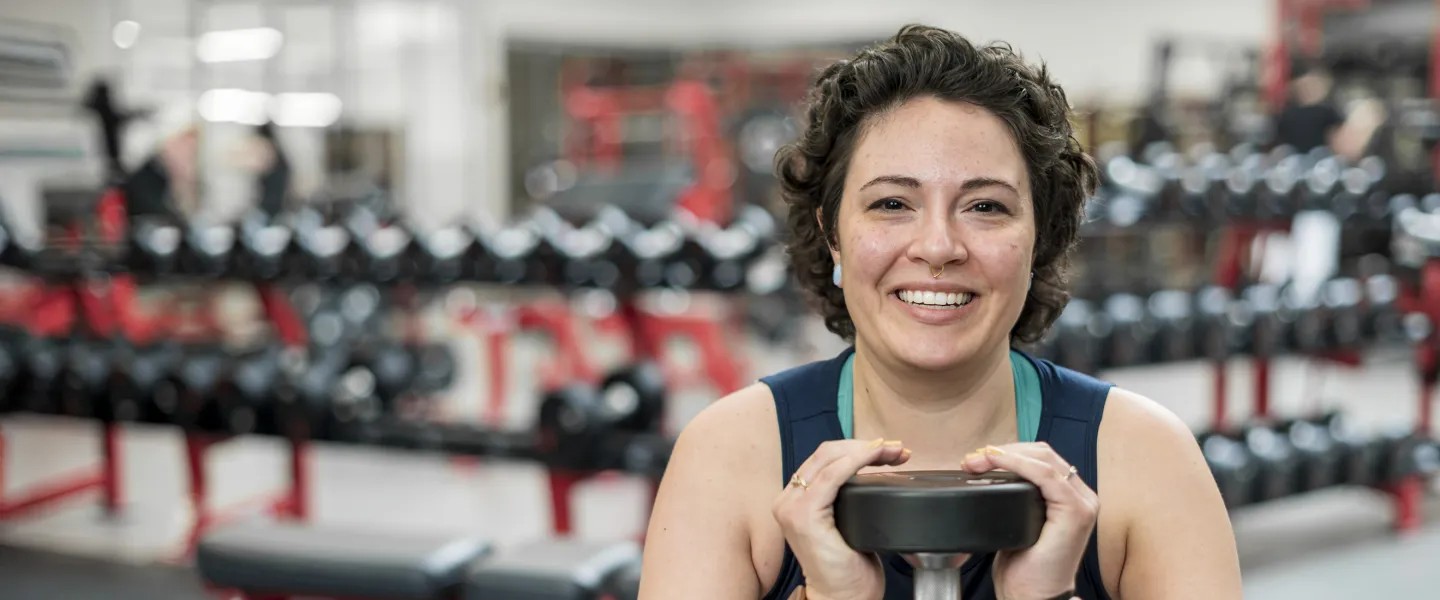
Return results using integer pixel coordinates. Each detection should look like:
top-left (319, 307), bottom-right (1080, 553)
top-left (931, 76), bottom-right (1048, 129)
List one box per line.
top-left (0, 421), bottom-right (124, 520)
top-left (547, 467), bottom-right (659, 543)
top-left (173, 433), bottom-right (310, 561)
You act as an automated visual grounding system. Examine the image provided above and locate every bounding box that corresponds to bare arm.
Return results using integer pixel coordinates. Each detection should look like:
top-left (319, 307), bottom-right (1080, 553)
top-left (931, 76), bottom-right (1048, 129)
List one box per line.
top-left (639, 385), bottom-right (776, 599)
top-left (1101, 389), bottom-right (1243, 600)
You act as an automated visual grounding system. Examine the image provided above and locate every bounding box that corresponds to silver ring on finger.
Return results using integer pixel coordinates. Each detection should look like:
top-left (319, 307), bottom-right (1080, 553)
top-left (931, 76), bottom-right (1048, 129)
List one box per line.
top-left (1061, 465), bottom-right (1078, 481)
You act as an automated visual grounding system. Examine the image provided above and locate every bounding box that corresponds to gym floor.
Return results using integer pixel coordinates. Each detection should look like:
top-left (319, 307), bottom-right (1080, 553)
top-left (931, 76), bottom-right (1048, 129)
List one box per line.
top-left (2, 313), bottom-right (1440, 599)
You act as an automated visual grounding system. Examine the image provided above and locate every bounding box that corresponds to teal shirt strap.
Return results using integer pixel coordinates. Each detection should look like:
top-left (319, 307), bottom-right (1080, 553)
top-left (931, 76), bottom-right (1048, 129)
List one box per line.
top-left (837, 350), bottom-right (1041, 443)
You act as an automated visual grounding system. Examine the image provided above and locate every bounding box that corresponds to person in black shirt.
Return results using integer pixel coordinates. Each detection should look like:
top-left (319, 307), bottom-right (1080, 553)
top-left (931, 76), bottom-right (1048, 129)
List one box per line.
top-left (1273, 66), bottom-right (1344, 153)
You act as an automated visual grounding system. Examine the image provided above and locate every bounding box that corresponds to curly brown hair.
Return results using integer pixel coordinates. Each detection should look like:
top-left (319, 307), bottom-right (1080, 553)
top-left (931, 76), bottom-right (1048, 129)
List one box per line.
top-left (774, 24), bottom-right (1099, 345)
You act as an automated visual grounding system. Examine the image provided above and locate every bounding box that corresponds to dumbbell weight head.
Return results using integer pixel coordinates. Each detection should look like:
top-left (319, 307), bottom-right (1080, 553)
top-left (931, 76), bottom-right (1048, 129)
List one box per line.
top-left (57, 341), bottom-right (115, 420)
top-left (1195, 286), bottom-right (1241, 359)
top-left (18, 337), bottom-right (65, 415)
top-left (1052, 300), bottom-right (1110, 373)
top-left (210, 348), bottom-right (284, 436)
top-left (0, 329), bottom-right (21, 414)
top-left (107, 342), bottom-right (183, 424)
top-left (1277, 416), bottom-right (1343, 492)
top-left (1243, 284), bottom-right (1288, 357)
top-left (284, 208), bottom-right (351, 282)
top-left (235, 211), bottom-right (293, 281)
top-left (1244, 424), bottom-right (1302, 502)
top-left (1257, 158), bottom-right (1302, 220)
top-left (1362, 274), bottom-right (1403, 343)
top-left (177, 223), bottom-right (237, 278)
top-left (127, 216), bottom-right (182, 278)
top-left (1147, 290), bottom-right (1195, 363)
top-left (1319, 412), bottom-right (1382, 487)
top-left (408, 226), bottom-right (473, 285)
top-left (599, 362), bottom-right (667, 433)
top-left (408, 343), bottom-right (456, 397)
top-left (159, 350), bottom-right (230, 432)
top-left (1104, 294), bottom-right (1156, 367)
top-left (1281, 286), bottom-right (1328, 353)
top-left (1374, 429), bottom-right (1440, 486)
top-left (835, 470), bottom-right (1044, 600)
top-left (1198, 431), bottom-right (1258, 509)
top-left (1321, 278), bottom-right (1364, 350)
top-left (537, 383), bottom-right (609, 471)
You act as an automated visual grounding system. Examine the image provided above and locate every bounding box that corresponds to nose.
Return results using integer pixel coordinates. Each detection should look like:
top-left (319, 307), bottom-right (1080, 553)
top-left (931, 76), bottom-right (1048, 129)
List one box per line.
top-left (908, 207), bottom-right (967, 271)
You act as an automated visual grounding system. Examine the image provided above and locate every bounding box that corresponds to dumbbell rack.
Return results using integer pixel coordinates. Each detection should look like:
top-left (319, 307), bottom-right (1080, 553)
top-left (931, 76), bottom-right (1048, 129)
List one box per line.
top-left (458, 293), bottom-right (744, 538)
top-left (1210, 213), bottom-right (1432, 532)
top-left (0, 185), bottom-right (320, 559)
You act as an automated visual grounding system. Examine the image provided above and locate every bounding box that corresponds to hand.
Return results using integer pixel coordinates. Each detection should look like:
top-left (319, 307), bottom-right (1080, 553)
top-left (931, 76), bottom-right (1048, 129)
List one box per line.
top-left (772, 438), bottom-right (912, 600)
top-left (962, 443), bottom-right (1097, 600)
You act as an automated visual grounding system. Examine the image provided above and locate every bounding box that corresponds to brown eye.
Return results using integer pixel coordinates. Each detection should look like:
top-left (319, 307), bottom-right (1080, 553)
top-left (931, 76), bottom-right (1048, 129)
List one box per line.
top-left (869, 198), bottom-right (906, 212)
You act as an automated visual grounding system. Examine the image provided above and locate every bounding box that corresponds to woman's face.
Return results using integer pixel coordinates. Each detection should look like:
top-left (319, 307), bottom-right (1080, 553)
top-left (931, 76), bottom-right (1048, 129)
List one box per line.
top-left (830, 96), bottom-right (1035, 371)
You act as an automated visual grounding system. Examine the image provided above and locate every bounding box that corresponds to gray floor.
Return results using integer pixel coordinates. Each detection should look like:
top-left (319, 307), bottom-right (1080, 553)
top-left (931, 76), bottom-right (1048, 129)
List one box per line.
top-left (2, 310), bottom-right (1439, 599)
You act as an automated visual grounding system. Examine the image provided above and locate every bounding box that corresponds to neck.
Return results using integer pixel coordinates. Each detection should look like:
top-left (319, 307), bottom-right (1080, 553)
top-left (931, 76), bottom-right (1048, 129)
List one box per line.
top-left (850, 342), bottom-right (1018, 468)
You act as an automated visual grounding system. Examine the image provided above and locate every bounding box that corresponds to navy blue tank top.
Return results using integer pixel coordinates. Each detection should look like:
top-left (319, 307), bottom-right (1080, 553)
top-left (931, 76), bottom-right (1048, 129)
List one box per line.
top-left (758, 347), bottom-right (1115, 600)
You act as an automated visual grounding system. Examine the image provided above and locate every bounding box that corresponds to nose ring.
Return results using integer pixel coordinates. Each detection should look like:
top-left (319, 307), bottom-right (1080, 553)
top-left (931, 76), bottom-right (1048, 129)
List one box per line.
top-left (930, 263), bottom-right (945, 279)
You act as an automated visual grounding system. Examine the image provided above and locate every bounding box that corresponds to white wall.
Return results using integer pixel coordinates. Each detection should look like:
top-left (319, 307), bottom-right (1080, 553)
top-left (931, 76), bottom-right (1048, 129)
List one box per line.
top-left (1, 0), bottom-right (1275, 227)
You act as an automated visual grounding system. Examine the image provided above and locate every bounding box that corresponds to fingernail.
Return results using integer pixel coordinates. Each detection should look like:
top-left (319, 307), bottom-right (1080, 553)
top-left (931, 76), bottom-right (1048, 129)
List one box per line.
top-left (964, 451), bottom-right (982, 462)
top-left (883, 440), bottom-right (903, 449)
top-left (983, 445), bottom-right (1005, 456)
top-left (867, 438), bottom-right (885, 449)
top-left (900, 449), bottom-right (912, 459)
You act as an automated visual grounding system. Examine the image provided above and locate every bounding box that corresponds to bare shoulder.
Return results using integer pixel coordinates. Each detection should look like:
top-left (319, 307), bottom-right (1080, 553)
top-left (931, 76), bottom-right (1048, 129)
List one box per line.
top-left (1095, 387), bottom-right (1242, 599)
top-left (639, 383), bottom-right (783, 599)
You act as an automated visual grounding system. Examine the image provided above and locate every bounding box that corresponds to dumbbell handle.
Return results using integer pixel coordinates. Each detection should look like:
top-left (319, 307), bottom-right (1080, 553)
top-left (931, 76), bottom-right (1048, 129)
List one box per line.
top-left (915, 567), bottom-right (960, 600)
top-left (910, 553), bottom-right (967, 600)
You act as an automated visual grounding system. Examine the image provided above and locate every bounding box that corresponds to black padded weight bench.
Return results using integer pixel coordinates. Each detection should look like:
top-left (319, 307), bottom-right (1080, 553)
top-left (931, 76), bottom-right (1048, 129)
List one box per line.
top-left (464, 538), bottom-right (642, 600)
top-left (195, 522), bottom-right (492, 599)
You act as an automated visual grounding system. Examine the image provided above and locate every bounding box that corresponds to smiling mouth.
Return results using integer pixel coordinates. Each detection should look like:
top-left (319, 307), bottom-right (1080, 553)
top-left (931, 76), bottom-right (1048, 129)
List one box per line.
top-left (894, 290), bottom-right (975, 308)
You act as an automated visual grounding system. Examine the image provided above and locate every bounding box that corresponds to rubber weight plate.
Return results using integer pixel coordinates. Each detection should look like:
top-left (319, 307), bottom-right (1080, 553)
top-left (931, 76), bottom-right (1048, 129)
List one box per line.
top-left (834, 470), bottom-right (1044, 555)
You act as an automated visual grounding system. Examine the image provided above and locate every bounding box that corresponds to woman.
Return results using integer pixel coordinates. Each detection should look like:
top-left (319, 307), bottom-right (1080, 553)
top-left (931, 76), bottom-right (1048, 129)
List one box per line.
top-left (640, 25), bottom-right (1241, 600)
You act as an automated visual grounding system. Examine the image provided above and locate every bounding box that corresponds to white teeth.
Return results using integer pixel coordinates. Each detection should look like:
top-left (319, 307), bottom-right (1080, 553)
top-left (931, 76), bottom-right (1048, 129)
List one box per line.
top-left (897, 290), bottom-right (974, 307)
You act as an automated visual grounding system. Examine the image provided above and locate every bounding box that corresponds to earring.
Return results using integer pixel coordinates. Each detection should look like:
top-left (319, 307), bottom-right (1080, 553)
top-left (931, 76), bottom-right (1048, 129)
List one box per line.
top-left (833, 264), bottom-right (842, 287)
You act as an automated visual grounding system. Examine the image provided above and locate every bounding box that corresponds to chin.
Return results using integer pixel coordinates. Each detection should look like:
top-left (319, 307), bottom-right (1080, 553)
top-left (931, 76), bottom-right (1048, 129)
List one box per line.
top-left (883, 327), bottom-right (983, 372)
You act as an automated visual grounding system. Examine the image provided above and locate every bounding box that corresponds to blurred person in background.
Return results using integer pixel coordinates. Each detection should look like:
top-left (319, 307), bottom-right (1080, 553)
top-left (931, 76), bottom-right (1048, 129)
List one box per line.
top-left (1274, 64), bottom-right (1344, 154)
top-left (640, 24), bottom-right (1241, 600)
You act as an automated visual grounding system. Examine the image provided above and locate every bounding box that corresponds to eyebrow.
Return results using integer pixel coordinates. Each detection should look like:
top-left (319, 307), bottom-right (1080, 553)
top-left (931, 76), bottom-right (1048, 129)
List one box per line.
top-left (859, 175), bottom-right (1019, 196)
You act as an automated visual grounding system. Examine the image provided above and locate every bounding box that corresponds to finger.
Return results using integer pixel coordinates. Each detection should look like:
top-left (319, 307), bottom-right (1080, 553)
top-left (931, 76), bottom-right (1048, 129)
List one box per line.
top-left (792, 438), bottom-right (908, 490)
top-left (966, 446), bottom-right (1088, 509)
top-left (792, 440), bottom-right (909, 508)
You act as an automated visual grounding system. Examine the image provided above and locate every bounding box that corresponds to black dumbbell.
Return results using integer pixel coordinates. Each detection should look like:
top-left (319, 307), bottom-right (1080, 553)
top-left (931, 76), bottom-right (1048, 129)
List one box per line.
top-left (234, 211), bottom-right (293, 281)
top-left (108, 342), bottom-right (184, 424)
top-left (156, 348), bottom-right (229, 431)
top-left (598, 362), bottom-right (667, 433)
top-left (0, 328), bottom-right (27, 414)
top-left (658, 212), bottom-right (718, 290)
top-left (407, 225), bottom-right (474, 285)
top-left (1302, 157), bottom-right (1341, 210)
top-left (1321, 278), bottom-right (1364, 350)
top-left (1318, 412), bottom-right (1382, 487)
top-left (696, 204), bottom-right (777, 292)
top-left (1224, 164), bottom-right (1260, 220)
top-left (210, 347), bottom-right (285, 436)
top-left (408, 343), bottom-right (456, 397)
top-left (834, 470), bottom-right (1044, 596)
top-left (1103, 294), bottom-right (1155, 367)
top-left (1195, 286), bottom-right (1241, 360)
top-left (57, 340), bottom-right (115, 420)
top-left (1276, 415), bottom-right (1344, 492)
top-left (284, 208), bottom-right (350, 282)
top-left (1147, 290), bottom-right (1195, 363)
top-left (1362, 274), bottom-right (1403, 343)
top-left (127, 216), bottom-right (183, 277)
top-left (467, 216), bottom-right (543, 285)
top-left (591, 206), bottom-right (681, 293)
top-left (1051, 299), bottom-right (1109, 373)
top-left (1281, 286), bottom-right (1328, 353)
top-left (1257, 157), bottom-right (1302, 220)
top-left (341, 206), bottom-right (416, 284)
top-left (1198, 430), bottom-right (1258, 509)
top-left (275, 346), bottom-right (352, 441)
top-left (350, 344), bottom-right (417, 405)
top-left (177, 222), bottom-right (237, 278)
top-left (1243, 423), bottom-right (1302, 502)
top-left (1243, 284), bottom-right (1288, 358)
top-left (1373, 429), bottom-right (1440, 486)
top-left (17, 336), bottom-right (66, 415)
